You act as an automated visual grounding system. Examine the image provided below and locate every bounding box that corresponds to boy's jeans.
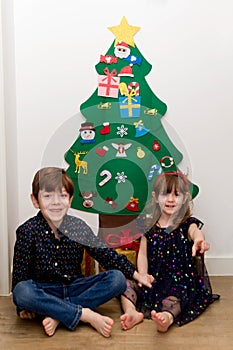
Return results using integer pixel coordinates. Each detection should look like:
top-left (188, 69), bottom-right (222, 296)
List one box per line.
top-left (13, 270), bottom-right (126, 330)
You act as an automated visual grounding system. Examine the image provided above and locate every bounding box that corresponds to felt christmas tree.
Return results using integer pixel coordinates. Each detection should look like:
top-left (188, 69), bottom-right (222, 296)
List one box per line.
top-left (64, 17), bottom-right (199, 243)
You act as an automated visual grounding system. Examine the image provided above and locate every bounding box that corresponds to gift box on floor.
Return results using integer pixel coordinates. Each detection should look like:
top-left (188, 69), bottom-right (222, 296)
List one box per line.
top-left (116, 248), bottom-right (137, 266)
top-left (81, 250), bottom-right (96, 276)
top-left (98, 248), bottom-right (137, 273)
top-left (105, 229), bottom-right (141, 249)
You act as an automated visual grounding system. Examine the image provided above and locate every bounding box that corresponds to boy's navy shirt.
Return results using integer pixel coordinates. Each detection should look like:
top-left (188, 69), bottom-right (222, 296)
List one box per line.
top-left (12, 211), bottom-right (135, 291)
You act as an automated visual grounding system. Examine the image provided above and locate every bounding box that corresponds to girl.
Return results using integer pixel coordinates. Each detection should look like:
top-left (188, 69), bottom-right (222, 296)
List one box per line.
top-left (120, 171), bottom-right (219, 332)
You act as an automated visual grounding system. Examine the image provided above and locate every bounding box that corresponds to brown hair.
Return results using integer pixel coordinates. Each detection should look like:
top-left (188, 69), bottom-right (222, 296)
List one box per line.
top-left (32, 167), bottom-right (74, 200)
top-left (149, 172), bottom-right (192, 230)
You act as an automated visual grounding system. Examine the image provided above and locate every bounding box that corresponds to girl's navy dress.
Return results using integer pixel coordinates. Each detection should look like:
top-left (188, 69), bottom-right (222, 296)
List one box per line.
top-left (134, 217), bottom-right (219, 326)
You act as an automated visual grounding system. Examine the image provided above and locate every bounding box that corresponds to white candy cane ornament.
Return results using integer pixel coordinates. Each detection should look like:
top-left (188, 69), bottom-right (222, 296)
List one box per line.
top-left (99, 170), bottom-right (112, 186)
top-left (128, 82), bottom-right (140, 96)
top-left (147, 164), bottom-right (162, 181)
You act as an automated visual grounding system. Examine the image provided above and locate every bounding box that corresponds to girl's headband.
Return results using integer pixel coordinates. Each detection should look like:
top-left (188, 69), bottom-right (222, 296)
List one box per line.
top-left (153, 171), bottom-right (190, 188)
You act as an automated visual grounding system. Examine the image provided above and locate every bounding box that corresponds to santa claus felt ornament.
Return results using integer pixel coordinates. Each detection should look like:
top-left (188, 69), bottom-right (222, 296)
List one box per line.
top-left (114, 41), bottom-right (131, 59)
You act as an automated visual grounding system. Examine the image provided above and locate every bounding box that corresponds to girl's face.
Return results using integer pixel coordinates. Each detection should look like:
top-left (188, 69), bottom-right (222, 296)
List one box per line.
top-left (31, 186), bottom-right (72, 229)
top-left (154, 184), bottom-right (187, 218)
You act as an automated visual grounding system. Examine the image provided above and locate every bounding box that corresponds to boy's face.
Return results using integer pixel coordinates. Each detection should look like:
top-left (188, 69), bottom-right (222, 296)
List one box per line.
top-left (31, 186), bottom-right (73, 229)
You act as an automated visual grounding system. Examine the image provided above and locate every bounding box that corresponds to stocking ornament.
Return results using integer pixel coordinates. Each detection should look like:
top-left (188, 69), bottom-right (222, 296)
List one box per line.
top-left (100, 122), bottom-right (110, 135)
top-left (95, 146), bottom-right (109, 157)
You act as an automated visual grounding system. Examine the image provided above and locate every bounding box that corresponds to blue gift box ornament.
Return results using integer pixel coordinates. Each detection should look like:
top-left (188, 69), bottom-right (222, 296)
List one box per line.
top-left (119, 90), bottom-right (141, 118)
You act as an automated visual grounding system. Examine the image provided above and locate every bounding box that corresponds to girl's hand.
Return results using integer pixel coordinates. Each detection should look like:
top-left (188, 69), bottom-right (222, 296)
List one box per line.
top-left (192, 239), bottom-right (210, 256)
top-left (133, 271), bottom-right (154, 288)
top-left (137, 273), bottom-right (154, 288)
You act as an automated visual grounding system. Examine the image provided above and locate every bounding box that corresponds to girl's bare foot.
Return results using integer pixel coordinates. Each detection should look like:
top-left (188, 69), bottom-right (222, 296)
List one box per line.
top-left (42, 317), bottom-right (60, 337)
top-left (151, 310), bottom-right (173, 332)
top-left (81, 308), bottom-right (114, 338)
top-left (120, 310), bottom-right (144, 330)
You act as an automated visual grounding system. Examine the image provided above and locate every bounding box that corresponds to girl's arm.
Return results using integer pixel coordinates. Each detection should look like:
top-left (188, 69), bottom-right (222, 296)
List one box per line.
top-left (137, 236), bottom-right (148, 274)
top-left (135, 236), bottom-right (154, 287)
top-left (188, 223), bottom-right (210, 256)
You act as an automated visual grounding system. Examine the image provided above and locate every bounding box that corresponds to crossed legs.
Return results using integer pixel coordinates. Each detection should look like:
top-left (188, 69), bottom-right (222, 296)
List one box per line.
top-left (20, 308), bottom-right (114, 337)
top-left (14, 270), bottom-right (126, 337)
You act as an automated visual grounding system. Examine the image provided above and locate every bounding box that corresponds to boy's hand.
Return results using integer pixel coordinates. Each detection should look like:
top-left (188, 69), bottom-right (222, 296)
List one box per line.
top-left (133, 271), bottom-right (154, 288)
top-left (192, 239), bottom-right (210, 256)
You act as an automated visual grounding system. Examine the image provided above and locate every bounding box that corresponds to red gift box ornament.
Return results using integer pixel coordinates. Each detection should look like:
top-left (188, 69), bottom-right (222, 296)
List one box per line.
top-left (125, 196), bottom-right (140, 212)
top-left (98, 67), bottom-right (120, 98)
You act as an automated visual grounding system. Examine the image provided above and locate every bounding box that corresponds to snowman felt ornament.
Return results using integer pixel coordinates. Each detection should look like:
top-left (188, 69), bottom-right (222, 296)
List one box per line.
top-left (79, 122), bottom-right (96, 144)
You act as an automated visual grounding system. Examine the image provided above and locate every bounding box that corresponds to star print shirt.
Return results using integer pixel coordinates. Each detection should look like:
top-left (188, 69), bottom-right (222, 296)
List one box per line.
top-left (12, 211), bottom-right (135, 291)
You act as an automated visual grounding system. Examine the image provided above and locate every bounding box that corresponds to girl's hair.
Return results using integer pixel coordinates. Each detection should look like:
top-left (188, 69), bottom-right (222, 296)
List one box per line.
top-left (32, 167), bottom-right (74, 200)
top-left (147, 172), bottom-right (192, 231)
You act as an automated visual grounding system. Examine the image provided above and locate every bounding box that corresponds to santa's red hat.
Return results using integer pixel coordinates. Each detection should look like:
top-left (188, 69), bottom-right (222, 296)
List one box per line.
top-left (118, 65), bottom-right (134, 77)
top-left (115, 41), bottom-right (129, 48)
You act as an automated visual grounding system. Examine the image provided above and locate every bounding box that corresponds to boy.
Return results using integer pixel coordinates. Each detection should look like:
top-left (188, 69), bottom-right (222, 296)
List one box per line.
top-left (12, 167), bottom-right (152, 337)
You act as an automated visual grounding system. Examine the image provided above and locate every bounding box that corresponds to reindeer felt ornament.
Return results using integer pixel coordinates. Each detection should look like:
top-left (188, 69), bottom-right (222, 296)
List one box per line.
top-left (70, 149), bottom-right (88, 174)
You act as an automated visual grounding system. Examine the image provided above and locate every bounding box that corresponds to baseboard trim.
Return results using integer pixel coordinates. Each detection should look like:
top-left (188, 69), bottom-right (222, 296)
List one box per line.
top-left (205, 257), bottom-right (233, 276)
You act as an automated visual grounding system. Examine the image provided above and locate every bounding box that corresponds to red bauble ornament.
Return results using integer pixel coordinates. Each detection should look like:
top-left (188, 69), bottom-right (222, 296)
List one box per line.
top-left (152, 140), bottom-right (161, 151)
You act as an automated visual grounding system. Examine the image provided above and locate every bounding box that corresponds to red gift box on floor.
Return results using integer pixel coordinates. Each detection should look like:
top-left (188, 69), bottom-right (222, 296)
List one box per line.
top-left (98, 68), bottom-right (120, 98)
top-left (81, 250), bottom-right (96, 276)
top-left (105, 229), bottom-right (142, 249)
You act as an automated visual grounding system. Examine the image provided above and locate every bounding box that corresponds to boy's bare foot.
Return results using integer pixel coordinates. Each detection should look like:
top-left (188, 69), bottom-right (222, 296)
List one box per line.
top-left (19, 310), bottom-right (36, 319)
top-left (42, 317), bottom-right (60, 337)
top-left (120, 311), bottom-right (144, 330)
top-left (81, 308), bottom-right (114, 338)
top-left (151, 310), bottom-right (173, 332)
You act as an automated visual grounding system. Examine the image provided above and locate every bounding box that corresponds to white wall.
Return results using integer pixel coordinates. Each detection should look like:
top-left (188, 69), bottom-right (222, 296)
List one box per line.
top-left (1, 0), bottom-right (233, 293)
top-left (1, 0), bottom-right (18, 295)
top-left (0, 0), bottom-right (10, 296)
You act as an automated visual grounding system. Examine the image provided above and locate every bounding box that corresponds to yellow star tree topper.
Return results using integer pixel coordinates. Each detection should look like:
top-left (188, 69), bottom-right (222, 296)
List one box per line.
top-left (108, 16), bottom-right (140, 47)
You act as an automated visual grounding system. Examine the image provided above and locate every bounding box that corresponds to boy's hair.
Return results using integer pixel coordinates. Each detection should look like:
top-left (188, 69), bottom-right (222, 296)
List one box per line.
top-left (32, 167), bottom-right (74, 200)
top-left (145, 172), bottom-right (192, 231)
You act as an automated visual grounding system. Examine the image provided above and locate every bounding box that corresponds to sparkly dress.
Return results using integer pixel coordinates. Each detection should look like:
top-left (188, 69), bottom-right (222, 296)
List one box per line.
top-left (134, 217), bottom-right (219, 326)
